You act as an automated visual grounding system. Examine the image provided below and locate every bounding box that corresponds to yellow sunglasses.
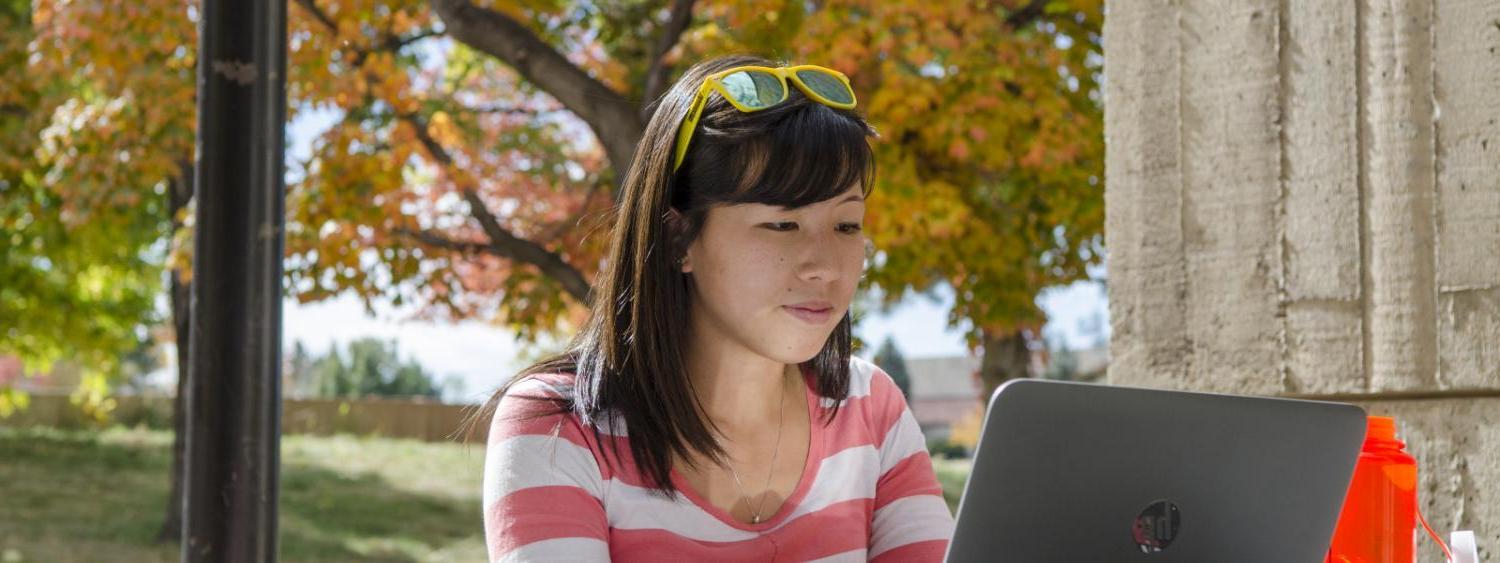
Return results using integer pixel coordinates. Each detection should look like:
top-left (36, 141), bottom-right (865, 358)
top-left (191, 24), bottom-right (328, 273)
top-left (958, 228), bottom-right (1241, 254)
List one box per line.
top-left (672, 64), bottom-right (858, 172)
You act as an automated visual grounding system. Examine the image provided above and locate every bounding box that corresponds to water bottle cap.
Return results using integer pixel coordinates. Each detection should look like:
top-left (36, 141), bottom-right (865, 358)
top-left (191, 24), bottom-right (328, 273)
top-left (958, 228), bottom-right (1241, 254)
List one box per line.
top-left (1366, 416), bottom-right (1397, 441)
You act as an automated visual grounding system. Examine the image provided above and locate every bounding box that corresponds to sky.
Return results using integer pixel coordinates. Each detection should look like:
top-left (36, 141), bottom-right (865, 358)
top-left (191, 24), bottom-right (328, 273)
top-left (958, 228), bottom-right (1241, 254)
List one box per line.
top-left (274, 57), bottom-right (1110, 405)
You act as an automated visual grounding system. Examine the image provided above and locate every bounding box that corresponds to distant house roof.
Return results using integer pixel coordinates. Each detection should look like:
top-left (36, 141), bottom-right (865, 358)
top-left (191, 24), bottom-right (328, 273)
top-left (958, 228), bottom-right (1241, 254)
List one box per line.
top-left (905, 355), bottom-right (982, 400)
top-left (890, 346), bottom-right (1110, 431)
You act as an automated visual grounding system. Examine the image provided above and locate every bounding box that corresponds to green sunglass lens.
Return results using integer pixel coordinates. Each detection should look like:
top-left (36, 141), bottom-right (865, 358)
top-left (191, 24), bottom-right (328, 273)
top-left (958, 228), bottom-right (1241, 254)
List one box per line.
top-left (719, 70), bottom-right (785, 109)
top-left (795, 69), bottom-right (854, 105)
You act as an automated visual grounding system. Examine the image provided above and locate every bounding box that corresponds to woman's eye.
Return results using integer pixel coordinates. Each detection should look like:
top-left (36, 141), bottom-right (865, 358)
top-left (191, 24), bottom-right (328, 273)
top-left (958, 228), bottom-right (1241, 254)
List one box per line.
top-left (762, 222), bottom-right (862, 233)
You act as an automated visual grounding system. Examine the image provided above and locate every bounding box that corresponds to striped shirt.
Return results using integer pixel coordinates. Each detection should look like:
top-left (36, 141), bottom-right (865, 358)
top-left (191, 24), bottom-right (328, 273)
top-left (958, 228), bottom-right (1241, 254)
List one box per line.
top-left (482, 356), bottom-right (956, 562)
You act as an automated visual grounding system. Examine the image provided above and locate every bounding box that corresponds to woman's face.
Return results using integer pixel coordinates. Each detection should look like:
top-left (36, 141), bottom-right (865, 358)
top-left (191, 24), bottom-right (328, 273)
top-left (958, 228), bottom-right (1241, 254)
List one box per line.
top-left (681, 183), bottom-right (868, 366)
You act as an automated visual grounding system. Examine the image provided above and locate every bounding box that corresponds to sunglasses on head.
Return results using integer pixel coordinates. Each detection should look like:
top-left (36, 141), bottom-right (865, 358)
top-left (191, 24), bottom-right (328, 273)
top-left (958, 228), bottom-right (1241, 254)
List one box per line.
top-left (673, 64), bottom-right (858, 172)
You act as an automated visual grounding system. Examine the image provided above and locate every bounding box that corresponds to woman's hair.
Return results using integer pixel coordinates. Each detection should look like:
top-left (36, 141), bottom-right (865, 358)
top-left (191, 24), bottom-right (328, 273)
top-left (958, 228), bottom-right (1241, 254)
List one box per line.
top-left (461, 54), bottom-right (878, 494)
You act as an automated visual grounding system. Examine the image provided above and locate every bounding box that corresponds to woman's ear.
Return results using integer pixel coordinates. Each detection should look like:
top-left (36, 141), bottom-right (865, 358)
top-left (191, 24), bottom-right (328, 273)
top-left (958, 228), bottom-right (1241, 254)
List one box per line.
top-left (665, 207), bottom-right (693, 273)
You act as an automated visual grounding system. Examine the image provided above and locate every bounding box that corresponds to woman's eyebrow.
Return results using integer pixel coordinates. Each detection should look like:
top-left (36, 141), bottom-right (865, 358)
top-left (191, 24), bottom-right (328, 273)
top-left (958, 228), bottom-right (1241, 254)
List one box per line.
top-left (766, 194), bottom-right (863, 212)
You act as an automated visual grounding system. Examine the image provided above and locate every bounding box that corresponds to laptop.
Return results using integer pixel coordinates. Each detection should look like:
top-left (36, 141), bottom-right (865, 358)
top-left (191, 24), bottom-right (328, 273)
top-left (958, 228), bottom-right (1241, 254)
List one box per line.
top-left (944, 378), bottom-right (1367, 562)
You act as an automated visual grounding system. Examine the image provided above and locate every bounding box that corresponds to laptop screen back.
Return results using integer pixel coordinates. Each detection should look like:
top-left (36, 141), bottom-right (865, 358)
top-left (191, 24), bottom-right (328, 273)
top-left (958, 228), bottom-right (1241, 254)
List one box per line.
top-left (945, 379), bottom-right (1365, 562)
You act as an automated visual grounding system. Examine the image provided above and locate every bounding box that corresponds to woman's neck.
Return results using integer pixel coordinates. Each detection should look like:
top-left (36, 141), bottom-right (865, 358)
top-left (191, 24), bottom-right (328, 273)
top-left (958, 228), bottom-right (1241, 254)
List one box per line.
top-left (683, 344), bottom-right (797, 434)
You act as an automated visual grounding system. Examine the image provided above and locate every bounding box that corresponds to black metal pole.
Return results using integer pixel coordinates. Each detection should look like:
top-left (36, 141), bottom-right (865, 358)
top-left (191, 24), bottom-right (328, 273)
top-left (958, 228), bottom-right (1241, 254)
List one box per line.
top-left (182, 0), bottom-right (286, 560)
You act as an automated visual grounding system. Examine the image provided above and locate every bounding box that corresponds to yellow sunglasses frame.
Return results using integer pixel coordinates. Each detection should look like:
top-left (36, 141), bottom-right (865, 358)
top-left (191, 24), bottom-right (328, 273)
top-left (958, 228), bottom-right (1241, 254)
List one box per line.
top-left (672, 64), bottom-right (857, 172)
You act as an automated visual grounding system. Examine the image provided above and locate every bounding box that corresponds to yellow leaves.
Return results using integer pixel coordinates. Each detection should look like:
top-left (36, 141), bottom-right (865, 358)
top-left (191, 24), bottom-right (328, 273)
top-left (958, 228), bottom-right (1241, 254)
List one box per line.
top-left (331, 73), bottom-right (369, 109)
top-left (427, 110), bottom-right (461, 152)
top-left (946, 403), bottom-right (985, 450)
top-left (167, 222), bottom-right (194, 283)
top-left (70, 370), bottom-right (118, 424)
top-left (0, 387), bottom-right (31, 419)
top-left (336, 19), bottom-right (363, 44)
top-left (389, 9), bottom-right (419, 36)
top-left (903, 44), bottom-right (934, 68)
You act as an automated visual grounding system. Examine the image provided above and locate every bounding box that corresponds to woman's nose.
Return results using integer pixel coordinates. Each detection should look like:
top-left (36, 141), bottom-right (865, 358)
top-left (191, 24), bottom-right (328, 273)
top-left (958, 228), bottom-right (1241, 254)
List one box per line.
top-left (796, 235), bottom-right (850, 282)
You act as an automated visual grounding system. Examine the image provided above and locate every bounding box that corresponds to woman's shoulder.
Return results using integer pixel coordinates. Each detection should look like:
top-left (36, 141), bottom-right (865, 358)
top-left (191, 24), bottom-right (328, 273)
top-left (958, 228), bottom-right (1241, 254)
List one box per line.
top-left (481, 372), bottom-right (611, 515)
top-left (503, 371), bottom-right (578, 401)
top-left (844, 354), bottom-right (907, 406)
top-left (841, 355), bottom-right (912, 423)
top-left (487, 372), bottom-right (583, 439)
top-left (487, 371), bottom-right (631, 444)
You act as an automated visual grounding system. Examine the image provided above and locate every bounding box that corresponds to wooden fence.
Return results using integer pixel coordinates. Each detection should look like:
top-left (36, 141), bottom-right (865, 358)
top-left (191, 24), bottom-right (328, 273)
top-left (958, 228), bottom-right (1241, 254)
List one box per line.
top-left (0, 391), bottom-right (491, 444)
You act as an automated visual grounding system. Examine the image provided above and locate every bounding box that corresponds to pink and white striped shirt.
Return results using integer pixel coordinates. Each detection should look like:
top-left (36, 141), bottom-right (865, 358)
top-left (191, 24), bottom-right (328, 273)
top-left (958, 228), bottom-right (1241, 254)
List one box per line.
top-left (482, 356), bottom-right (956, 562)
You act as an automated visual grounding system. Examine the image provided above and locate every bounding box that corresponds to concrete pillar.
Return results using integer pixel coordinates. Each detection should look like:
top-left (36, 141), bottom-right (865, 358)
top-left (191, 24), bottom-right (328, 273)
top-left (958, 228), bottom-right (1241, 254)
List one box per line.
top-left (1105, 0), bottom-right (1500, 552)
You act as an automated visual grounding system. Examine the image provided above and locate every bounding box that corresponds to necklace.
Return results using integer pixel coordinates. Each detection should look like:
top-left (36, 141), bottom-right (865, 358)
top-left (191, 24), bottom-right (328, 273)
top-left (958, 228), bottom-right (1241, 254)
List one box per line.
top-left (724, 374), bottom-right (787, 524)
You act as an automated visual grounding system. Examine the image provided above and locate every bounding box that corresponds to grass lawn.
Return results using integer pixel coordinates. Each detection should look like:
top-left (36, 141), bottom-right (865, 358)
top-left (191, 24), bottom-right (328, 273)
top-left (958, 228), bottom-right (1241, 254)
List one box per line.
top-left (931, 456), bottom-right (974, 514)
top-left (0, 425), bottom-right (489, 562)
top-left (0, 425), bottom-right (975, 562)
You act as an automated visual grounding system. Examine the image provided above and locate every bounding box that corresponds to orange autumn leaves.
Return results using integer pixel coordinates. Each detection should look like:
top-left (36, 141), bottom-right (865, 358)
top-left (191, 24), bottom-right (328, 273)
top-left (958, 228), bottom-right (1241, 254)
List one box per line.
top-left (14, 0), bottom-right (1104, 355)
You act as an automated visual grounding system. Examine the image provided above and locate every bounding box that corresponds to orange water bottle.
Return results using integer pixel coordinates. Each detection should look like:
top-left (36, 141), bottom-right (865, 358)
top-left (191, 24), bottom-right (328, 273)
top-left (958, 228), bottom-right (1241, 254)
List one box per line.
top-left (1326, 416), bottom-right (1418, 563)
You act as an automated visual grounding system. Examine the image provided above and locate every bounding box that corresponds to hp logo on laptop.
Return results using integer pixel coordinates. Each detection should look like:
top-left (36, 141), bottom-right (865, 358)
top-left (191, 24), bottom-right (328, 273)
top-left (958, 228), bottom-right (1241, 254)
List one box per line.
top-left (1132, 499), bottom-right (1181, 553)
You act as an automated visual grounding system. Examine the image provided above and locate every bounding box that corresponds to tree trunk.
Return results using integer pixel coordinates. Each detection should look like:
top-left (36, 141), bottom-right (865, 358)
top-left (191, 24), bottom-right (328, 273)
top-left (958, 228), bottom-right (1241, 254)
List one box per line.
top-left (976, 328), bottom-right (1033, 406)
top-left (156, 160), bottom-right (193, 544)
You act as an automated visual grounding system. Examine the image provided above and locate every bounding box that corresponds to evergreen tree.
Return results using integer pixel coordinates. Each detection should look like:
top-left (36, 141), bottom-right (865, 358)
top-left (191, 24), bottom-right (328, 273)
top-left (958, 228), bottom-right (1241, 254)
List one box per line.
top-left (872, 336), bottom-right (914, 400)
top-left (1043, 336), bottom-right (1079, 381)
top-left (284, 340), bottom-right (316, 399)
top-left (304, 337), bottom-right (441, 400)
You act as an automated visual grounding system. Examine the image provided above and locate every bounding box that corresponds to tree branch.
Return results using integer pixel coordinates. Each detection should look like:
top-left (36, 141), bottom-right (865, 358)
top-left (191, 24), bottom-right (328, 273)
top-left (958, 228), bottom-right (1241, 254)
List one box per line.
top-left (292, 0), bottom-right (337, 31)
top-left (291, 0), bottom-right (444, 68)
top-left (456, 103), bottom-right (556, 117)
top-left (1004, 0), bottom-right (1049, 29)
top-left (294, 0), bottom-right (594, 306)
top-left (535, 177), bottom-right (607, 246)
top-left (640, 0), bottom-right (696, 121)
top-left (402, 111), bottom-right (594, 305)
top-left (394, 227), bottom-right (489, 255)
top-left (427, 0), bottom-right (643, 176)
top-left (350, 28), bottom-right (445, 67)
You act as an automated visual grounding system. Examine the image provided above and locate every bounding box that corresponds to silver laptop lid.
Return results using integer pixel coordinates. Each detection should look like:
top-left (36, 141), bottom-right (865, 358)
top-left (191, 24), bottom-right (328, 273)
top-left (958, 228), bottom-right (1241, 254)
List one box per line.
top-left (945, 379), bottom-right (1366, 563)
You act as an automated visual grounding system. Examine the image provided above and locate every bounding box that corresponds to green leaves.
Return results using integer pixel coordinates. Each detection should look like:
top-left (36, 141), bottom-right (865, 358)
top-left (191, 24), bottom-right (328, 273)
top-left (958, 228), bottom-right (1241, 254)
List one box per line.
top-left (1, 0), bottom-right (188, 413)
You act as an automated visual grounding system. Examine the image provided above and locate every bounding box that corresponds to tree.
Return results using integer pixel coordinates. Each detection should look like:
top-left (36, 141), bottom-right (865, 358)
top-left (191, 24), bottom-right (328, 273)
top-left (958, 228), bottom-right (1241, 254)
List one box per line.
top-left (871, 335), bottom-right (913, 399)
top-left (1042, 335), bottom-right (1078, 381)
top-left (283, 340), bottom-right (318, 399)
top-left (2, 0), bottom-right (198, 541)
top-left (300, 337), bottom-right (442, 399)
top-left (0, 0), bottom-right (173, 418)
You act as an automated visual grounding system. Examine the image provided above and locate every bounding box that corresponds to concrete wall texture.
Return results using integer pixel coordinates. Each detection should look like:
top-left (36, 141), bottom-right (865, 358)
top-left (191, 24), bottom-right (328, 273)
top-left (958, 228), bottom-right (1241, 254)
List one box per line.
top-left (1103, 0), bottom-right (1499, 557)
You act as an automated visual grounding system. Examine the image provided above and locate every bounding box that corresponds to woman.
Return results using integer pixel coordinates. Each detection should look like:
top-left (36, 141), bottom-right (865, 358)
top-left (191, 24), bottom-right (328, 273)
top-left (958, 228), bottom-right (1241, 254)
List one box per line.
top-left (476, 54), bottom-right (955, 561)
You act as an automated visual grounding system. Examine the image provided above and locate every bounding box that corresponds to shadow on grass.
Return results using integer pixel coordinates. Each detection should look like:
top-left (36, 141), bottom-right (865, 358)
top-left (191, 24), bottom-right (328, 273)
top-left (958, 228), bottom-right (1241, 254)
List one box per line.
top-left (0, 427), bottom-right (482, 562)
top-left (279, 461), bottom-right (481, 561)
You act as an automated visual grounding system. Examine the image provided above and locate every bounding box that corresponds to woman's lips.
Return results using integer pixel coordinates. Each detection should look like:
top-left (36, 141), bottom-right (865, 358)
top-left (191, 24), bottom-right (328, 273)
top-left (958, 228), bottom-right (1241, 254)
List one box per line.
top-left (783, 305), bottom-right (834, 324)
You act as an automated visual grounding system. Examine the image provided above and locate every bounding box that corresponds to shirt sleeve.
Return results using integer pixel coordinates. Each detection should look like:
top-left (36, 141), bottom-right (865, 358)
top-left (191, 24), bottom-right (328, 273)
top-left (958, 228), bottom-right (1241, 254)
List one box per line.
top-left (482, 376), bottom-right (612, 562)
top-left (866, 366), bottom-right (957, 562)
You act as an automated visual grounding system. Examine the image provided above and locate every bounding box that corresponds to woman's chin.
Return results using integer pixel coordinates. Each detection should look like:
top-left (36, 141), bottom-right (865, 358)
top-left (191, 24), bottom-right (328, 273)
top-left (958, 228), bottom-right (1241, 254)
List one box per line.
top-left (770, 340), bottom-right (832, 366)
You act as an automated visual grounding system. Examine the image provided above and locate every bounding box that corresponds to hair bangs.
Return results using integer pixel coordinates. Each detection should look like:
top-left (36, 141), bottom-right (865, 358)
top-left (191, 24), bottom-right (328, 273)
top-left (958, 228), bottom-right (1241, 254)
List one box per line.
top-left (720, 103), bottom-right (876, 209)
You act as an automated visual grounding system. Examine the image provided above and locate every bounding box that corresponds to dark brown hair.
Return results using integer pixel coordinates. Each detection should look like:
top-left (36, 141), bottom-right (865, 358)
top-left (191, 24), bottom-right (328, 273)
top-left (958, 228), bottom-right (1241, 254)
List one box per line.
top-left (462, 54), bottom-right (878, 495)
